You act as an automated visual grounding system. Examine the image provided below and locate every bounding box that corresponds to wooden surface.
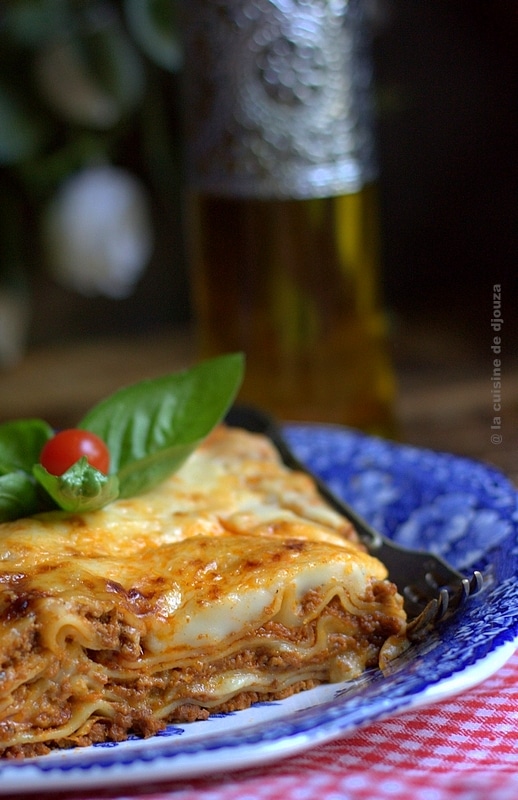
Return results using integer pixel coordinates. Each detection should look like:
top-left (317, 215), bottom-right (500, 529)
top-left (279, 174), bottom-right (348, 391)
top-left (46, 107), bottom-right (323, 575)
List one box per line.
top-left (0, 324), bottom-right (516, 484)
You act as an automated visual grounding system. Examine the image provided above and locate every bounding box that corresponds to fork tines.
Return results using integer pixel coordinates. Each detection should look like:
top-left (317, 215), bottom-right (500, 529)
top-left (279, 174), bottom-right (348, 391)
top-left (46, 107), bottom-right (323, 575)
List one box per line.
top-left (407, 570), bottom-right (484, 642)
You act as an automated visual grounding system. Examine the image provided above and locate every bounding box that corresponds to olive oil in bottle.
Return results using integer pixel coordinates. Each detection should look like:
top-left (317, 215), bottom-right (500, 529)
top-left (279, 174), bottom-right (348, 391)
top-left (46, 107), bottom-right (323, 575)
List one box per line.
top-left (182, 0), bottom-right (395, 434)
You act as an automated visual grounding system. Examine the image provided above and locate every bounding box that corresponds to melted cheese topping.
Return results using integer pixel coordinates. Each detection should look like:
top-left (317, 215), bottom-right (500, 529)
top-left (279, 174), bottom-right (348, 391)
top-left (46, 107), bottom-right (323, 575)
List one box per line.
top-left (0, 426), bottom-right (407, 756)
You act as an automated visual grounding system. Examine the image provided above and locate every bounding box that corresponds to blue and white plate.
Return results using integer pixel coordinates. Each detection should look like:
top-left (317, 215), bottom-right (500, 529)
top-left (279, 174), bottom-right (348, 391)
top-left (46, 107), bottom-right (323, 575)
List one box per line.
top-left (2, 425), bottom-right (518, 795)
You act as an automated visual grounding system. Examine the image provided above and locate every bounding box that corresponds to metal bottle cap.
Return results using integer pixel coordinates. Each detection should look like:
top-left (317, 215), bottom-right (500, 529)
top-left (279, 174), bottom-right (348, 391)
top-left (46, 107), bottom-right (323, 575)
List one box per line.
top-left (183, 0), bottom-right (378, 200)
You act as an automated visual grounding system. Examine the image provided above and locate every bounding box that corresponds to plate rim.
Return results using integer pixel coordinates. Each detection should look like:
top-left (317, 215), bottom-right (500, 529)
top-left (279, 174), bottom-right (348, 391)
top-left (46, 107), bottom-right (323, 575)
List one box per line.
top-left (1, 638), bottom-right (516, 795)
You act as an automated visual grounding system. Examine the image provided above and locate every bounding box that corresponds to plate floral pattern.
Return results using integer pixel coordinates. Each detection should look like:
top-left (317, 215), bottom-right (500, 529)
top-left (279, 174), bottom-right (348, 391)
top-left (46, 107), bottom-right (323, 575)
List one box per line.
top-left (1, 424), bottom-right (517, 794)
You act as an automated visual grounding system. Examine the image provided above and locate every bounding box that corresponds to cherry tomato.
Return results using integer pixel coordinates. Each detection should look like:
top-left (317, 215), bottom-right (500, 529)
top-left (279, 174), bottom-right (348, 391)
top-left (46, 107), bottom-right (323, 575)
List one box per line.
top-left (40, 429), bottom-right (110, 476)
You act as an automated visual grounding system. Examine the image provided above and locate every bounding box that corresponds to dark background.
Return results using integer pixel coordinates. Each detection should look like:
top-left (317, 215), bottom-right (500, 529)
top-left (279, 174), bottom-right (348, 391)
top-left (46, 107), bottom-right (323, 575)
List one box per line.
top-left (9, 1), bottom-right (518, 360)
top-left (374, 0), bottom-right (517, 345)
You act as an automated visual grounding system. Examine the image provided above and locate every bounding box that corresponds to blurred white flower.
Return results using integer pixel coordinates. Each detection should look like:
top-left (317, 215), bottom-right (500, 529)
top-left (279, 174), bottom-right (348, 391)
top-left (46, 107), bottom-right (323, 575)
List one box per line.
top-left (44, 165), bottom-right (153, 298)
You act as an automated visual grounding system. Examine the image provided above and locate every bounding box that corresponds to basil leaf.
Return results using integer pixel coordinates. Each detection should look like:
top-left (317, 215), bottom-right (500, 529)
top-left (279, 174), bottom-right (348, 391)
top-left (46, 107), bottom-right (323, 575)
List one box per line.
top-left (33, 458), bottom-right (120, 514)
top-left (0, 470), bottom-right (41, 522)
top-left (110, 440), bottom-right (201, 500)
top-left (80, 353), bottom-right (244, 498)
top-left (0, 418), bottom-right (53, 472)
top-left (0, 419), bottom-right (53, 520)
top-left (0, 354), bottom-right (244, 519)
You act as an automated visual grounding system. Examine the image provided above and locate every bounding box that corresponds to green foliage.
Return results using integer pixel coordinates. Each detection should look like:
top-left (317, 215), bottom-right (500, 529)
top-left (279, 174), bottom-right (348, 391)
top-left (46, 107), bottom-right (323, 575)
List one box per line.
top-left (0, 0), bottom-right (182, 290)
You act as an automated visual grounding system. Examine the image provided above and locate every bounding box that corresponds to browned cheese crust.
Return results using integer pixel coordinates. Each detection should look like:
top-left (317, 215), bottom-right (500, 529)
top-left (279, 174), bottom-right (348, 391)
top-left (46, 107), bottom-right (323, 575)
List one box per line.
top-left (0, 426), bottom-right (408, 757)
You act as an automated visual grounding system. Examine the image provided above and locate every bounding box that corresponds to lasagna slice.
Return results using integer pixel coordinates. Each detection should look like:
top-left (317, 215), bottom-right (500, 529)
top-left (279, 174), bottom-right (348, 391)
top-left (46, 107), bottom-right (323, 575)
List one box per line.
top-left (0, 426), bottom-right (407, 758)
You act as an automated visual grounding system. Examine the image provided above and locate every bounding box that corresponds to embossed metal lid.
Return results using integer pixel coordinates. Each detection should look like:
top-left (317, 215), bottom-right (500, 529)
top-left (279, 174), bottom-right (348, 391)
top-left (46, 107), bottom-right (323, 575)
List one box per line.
top-left (182, 0), bottom-right (378, 199)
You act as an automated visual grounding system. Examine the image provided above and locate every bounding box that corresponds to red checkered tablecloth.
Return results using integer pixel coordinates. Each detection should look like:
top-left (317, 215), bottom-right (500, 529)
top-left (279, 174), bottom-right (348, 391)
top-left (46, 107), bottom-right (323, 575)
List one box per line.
top-left (15, 647), bottom-right (518, 800)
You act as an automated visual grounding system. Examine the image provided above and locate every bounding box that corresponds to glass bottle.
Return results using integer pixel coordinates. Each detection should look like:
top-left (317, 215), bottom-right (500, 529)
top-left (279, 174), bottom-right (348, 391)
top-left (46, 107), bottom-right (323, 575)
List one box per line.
top-left (181, 0), bottom-right (396, 434)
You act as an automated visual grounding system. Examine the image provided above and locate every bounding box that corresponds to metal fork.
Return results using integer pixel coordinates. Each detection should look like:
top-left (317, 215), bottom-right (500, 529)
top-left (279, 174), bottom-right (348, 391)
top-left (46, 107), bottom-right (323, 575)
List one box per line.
top-left (225, 405), bottom-right (484, 638)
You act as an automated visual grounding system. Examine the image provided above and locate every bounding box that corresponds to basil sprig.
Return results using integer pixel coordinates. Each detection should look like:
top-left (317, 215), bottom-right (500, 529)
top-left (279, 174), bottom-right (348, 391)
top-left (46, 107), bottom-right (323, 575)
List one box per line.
top-left (33, 458), bottom-right (120, 514)
top-left (0, 353), bottom-right (244, 521)
top-left (0, 419), bottom-right (54, 519)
